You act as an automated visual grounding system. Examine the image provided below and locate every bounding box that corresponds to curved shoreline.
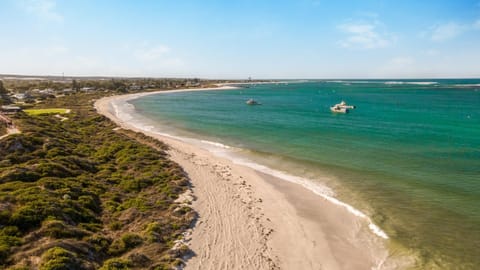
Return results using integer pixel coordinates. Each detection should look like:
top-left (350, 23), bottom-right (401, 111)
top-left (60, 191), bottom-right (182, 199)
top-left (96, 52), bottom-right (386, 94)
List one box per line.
top-left (95, 87), bottom-right (404, 270)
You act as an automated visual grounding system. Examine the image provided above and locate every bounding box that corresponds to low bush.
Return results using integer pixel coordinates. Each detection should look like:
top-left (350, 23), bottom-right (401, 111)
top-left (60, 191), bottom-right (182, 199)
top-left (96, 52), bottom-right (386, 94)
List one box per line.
top-left (86, 234), bottom-right (112, 253)
top-left (108, 233), bottom-right (143, 256)
top-left (41, 220), bottom-right (89, 239)
top-left (0, 92), bottom-right (195, 268)
top-left (39, 247), bottom-right (80, 270)
top-left (99, 258), bottom-right (131, 270)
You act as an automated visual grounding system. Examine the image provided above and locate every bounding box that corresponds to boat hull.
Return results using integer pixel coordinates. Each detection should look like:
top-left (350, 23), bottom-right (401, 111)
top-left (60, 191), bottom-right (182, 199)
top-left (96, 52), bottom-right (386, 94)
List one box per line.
top-left (330, 107), bottom-right (348, 113)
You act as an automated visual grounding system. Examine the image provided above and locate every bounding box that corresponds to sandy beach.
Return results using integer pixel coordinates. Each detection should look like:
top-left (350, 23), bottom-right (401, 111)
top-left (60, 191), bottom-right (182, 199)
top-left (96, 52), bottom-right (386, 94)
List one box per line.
top-left (95, 87), bottom-right (398, 270)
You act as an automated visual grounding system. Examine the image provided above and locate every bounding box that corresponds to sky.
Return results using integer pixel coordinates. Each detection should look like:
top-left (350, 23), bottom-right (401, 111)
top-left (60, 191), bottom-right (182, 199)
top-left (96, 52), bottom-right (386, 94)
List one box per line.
top-left (1, 0), bottom-right (479, 79)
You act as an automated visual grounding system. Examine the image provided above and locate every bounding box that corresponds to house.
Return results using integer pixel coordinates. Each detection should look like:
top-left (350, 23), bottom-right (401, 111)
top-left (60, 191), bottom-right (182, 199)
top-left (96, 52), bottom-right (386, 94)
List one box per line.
top-left (81, 87), bottom-right (95, 92)
top-left (1, 105), bottom-right (22, 115)
top-left (185, 81), bottom-right (200, 87)
top-left (39, 88), bottom-right (55, 94)
top-left (129, 84), bottom-right (141, 90)
top-left (12, 93), bottom-right (26, 100)
top-left (63, 88), bottom-right (74, 94)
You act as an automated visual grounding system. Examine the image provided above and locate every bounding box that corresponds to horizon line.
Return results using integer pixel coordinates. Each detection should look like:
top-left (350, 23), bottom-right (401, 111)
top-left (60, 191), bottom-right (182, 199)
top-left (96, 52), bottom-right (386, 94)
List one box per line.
top-left (1, 73), bottom-right (479, 81)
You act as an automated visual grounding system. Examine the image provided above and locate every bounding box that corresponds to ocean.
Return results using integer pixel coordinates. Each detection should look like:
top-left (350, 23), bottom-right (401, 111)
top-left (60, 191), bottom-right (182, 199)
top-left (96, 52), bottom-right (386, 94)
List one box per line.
top-left (128, 80), bottom-right (480, 269)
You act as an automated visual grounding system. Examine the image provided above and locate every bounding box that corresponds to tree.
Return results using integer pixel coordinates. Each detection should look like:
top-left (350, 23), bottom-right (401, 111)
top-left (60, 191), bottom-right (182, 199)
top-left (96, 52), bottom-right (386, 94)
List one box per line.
top-left (0, 80), bottom-right (6, 94)
top-left (0, 80), bottom-right (11, 105)
top-left (72, 79), bottom-right (80, 92)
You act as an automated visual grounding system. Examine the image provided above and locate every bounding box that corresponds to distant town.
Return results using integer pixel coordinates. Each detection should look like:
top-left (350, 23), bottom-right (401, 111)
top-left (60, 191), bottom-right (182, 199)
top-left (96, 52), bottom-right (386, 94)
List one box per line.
top-left (0, 75), bottom-right (258, 137)
top-left (0, 75), bottom-right (237, 106)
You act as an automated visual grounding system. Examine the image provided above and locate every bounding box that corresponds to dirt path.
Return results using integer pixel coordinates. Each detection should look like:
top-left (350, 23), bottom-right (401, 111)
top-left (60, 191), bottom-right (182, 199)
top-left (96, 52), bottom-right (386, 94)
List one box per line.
top-left (0, 127), bottom-right (20, 140)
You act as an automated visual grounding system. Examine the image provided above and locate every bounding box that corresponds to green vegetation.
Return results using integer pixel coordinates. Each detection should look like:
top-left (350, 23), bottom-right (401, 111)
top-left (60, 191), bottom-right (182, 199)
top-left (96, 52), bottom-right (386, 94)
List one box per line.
top-left (0, 92), bottom-right (196, 269)
top-left (1, 76), bottom-right (221, 95)
top-left (23, 108), bottom-right (70, 116)
top-left (0, 80), bottom-right (6, 94)
top-left (99, 258), bottom-right (131, 270)
top-left (0, 80), bottom-right (12, 105)
top-left (0, 124), bottom-right (6, 136)
top-left (39, 247), bottom-right (80, 270)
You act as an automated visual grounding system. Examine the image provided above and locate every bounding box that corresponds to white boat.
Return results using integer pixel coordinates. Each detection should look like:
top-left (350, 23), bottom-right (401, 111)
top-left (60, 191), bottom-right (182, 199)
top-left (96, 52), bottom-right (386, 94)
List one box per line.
top-left (246, 99), bottom-right (261, 105)
top-left (330, 100), bottom-right (355, 113)
top-left (338, 100), bottom-right (356, 109)
top-left (330, 105), bottom-right (348, 113)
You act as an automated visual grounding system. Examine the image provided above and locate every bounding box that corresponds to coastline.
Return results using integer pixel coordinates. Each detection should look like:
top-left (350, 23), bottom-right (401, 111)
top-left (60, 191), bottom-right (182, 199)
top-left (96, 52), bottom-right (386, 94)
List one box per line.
top-left (95, 86), bottom-right (402, 270)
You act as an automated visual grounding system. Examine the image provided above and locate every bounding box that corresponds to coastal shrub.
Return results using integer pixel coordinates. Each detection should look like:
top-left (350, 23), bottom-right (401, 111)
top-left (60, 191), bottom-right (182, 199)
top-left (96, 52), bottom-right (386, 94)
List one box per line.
top-left (78, 222), bottom-right (102, 232)
top-left (10, 203), bottom-right (49, 230)
top-left (51, 155), bottom-right (97, 174)
top-left (86, 234), bottom-right (112, 253)
top-left (127, 253), bottom-right (151, 267)
top-left (119, 177), bottom-right (153, 192)
top-left (0, 92), bottom-right (195, 268)
top-left (108, 233), bottom-right (143, 255)
top-left (35, 161), bottom-right (77, 178)
top-left (39, 177), bottom-right (68, 190)
top-left (105, 200), bottom-right (121, 213)
top-left (39, 247), bottom-right (80, 270)
top-left (0, 135), bottom-right (43, 156)
top-left (99, 258), bottom-right (131, 270)
top-left (44, 147), bottom-right (69, 159)
top-left (0, 234), bottom-right (22, 264)
top-left (9, 190), bottom-right (99, 231)
top-left (151, 264), bottom-right (171, 270)
top-left (77, 195), bottom-right (101, 213)
top-left (0, 226), bottom-right (21, 237)
top-left (0, 166), bottom-right (41, 183)
top-left (144, 222), bottom-right (162, 243)
top-left (0, 244), bottom-right (10, 265)
top-left (121, 233), bottom-right (143, 248)
top-left (118, 198), bottom-right (151, 212)
top-left (41, 220), bottom-right (89, 239)
top-left (108, 221), bottom-right (123, 231)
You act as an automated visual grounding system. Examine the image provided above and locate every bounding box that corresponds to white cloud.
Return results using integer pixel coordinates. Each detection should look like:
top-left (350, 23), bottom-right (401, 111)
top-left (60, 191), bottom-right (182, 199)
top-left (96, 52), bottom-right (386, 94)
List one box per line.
top-left (430, 22), bottom-right (467, 41)
top-left (337, 21), bottom-right (394, 49)
top-left (134, 45), bottom-right (171, 62)
top-left (18, 0), bottom-right (63, 22)
top-left (426, 18), bottom-right (480, 42)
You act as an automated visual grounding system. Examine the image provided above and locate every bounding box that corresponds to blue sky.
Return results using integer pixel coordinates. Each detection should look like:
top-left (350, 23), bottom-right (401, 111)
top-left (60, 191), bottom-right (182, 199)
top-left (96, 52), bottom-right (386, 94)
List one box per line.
top-left (1, 0), bottom-right (479, 79)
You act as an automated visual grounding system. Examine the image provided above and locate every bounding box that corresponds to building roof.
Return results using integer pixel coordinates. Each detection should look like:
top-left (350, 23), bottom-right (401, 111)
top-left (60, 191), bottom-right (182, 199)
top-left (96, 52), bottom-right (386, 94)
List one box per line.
top-left (1, 105), bottom-right (22, 110)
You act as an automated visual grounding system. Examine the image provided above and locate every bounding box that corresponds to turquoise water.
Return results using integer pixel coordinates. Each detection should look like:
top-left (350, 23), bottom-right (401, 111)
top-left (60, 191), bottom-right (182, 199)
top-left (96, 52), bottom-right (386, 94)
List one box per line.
top-left (131, 80), bottom-right (480, 269)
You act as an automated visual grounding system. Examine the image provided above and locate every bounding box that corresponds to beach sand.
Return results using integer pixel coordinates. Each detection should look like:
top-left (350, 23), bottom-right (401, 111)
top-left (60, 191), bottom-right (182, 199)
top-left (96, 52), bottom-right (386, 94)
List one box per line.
top-left (95, 87), bottom-right (397, 270)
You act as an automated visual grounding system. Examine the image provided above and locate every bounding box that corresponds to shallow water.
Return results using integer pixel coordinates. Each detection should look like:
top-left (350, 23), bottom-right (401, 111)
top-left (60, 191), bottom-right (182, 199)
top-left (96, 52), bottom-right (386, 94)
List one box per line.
top-left (131, 80), bottom-right (480, 269)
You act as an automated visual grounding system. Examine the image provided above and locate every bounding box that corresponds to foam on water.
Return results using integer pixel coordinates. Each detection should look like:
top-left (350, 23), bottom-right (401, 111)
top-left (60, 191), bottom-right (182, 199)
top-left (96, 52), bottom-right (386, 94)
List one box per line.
top-left (200, 140), bottom-right (231, 149)
top-left (384, 81), bottom-right (438, 85)
top-left (200, 137), bottom-right (390, 239)
top-left (110, 96), bottom-right (390, 240)
top-left (326, 80), bottom-right (380, 84)
top-left (326, 80), bottom-right (438, 86)
top-left (453, 84), bottom-right (480, 87)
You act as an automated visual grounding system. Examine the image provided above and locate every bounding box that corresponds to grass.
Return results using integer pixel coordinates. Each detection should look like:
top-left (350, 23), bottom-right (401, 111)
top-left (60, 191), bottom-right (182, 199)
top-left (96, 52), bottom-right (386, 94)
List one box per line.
top-left (23, 108), bottom-right (70, 116)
